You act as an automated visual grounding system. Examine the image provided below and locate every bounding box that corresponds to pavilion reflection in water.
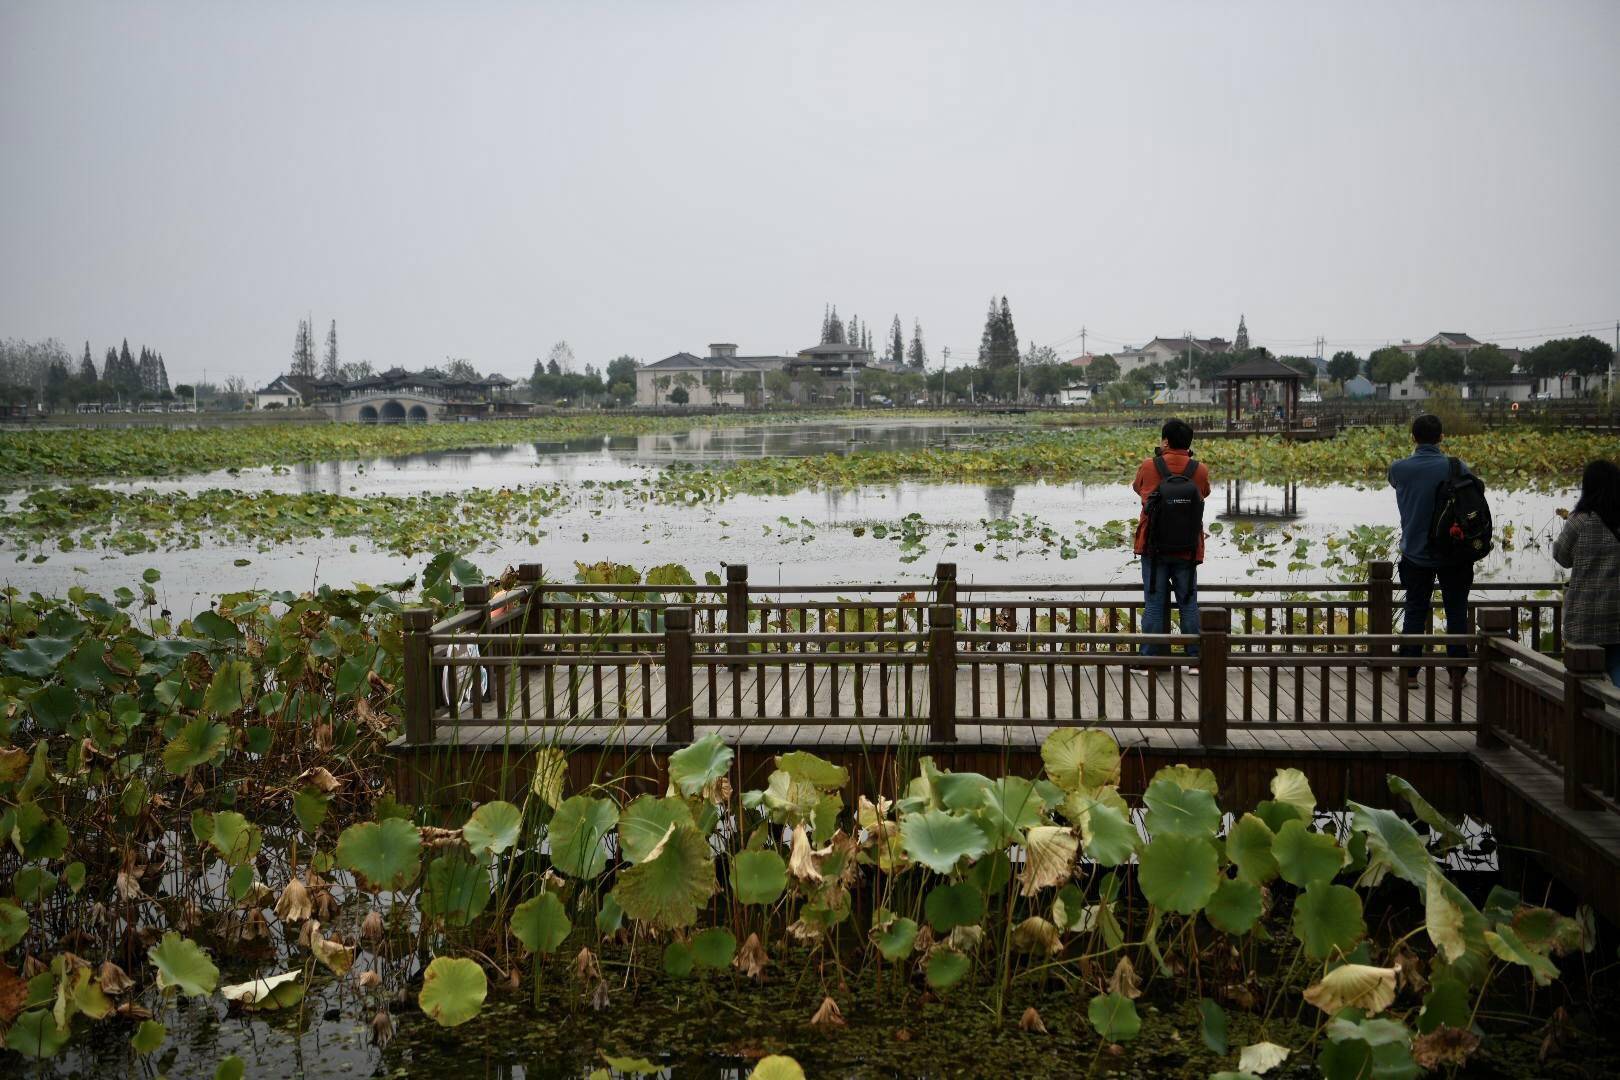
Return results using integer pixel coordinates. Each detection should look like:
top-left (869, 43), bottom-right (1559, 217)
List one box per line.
top-left (1217, 480), bottom-right (1302, 523)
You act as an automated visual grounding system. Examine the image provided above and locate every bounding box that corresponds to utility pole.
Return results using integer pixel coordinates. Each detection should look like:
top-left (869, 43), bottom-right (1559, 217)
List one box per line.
top-left (1081, 326), bottom-right (1087, 358)
top-left (940, 346), bottom-right (950, 406)
top-left (1184, 329), bottom-right (1194, 404)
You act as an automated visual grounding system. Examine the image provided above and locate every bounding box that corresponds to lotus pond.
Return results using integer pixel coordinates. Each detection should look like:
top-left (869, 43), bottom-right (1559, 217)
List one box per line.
top-left (0, 418), bottom-right (1600, 599)
top-left (2, 557), bottom-right (1620, 1078)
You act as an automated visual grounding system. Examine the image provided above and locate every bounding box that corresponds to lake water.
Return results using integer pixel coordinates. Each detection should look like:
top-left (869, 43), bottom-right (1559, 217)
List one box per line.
top-left (2, 419), bottom-right (1575, 605)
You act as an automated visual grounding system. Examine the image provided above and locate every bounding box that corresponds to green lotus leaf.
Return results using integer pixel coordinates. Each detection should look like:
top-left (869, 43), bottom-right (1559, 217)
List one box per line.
top-left (1271, 818), bottom-right (1344, 887)
top-left (1268, 766), bottom-right (1313, 813)
top-left (775, 750), bottom-right (847, 789)
top-left (148, 932), bottom-right (219, 997)
top-left (1416, 974), bottom-right (1470, 1033)
top-left (1485, 925), bottom-right (1559, 986)
top-left (203, 659), bottom-right (252, 717)
top-left (668, 734), bottom-right (734, 796)
top-left (662, 939), bottom-right (693, 978)
top-left (759, 769), bottom-right (822, 827)
top-left (749, 1055), bottom-right (806, 1080)
top-left (220, 970), bottom-right (305, 1011)
top-left (1348, 801), bottom-right (1432, 891)
top-left (972, 776), bottom-right (1048, 849)
top-left (215, 1055), bottom-right (246, 1080)
top-left (1227, 813), bottom-right (1279, 884)
top-left (732, 849), bottom-right (787, 906)
top-left (1253, 798), bottom-right (1309, 833)
top-left (924, 882), bottom-right (985, 932)
top-left (202, 811), bottom-right (262, 868)
top-left (130, 1019), bottom-right (167, 1054)
top-left (692, 927), bottom-right (736, 968)
top-left (1509, 906), bottom-right (1584, 957)
top-left (1292, 882), bottom-right (1366, 961)
top-left (549, 795), bottom-right (619, 879)
top-left (1143, 776), bottom-right (1221, 838)
top-left (336, 818), bottom-right (422, 893)
top-left (611, 821), bottom-right (717, 930)
top-left (162, 717), bottom-right (230, 774)
top-left (462, 801), bottom-right (523, 857)
top-left (6, 803), bottom-right (69, 860)
top-left (1138, 833), bottom-right (1219, 915)
top-left (925, 947), bottom-right (971, 990)
top-left (596, 892), bottom-right (624, 937)
top-left (1386, 775), bottom-right (1464, 849)
top-left (1, 635), bottom-right (75, 678)
top-left (618, 795), bottom-right (696, 864)
top-left (1087, 991), bottom-right (1142, 1041)
top-left (530, 747), bottom-right (568, 809)
top-left (1148, 763), bottom-right (1218, 794)
top-left (0, 899), bottom-right (27, 949)
top-left (1199, 997), bottom-right (1229, 1055)
top-left (511, 891), bottom-right (572, 955)
top-left (1040, 728), bottom-right (1120, 792)
top-left (418, 956), bottom-right (487, 1027)
top-left (1205, 876), bottom-right (1263, 935)
top-left (293, 787), bottom-right (329, 836)
top-left (4, 1010), bottom-right (70, 1059)
top-left (874, 913), bottom-right (919, 961)
top-left (1424, 866), bottom-right (1489, 984)
top-left (1073, 797), bottom-right (1138, 867)
top-left (899, 809), bottom-right (990, 874)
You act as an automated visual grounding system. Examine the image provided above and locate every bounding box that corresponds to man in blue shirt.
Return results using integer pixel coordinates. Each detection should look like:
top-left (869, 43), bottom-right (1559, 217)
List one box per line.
top-left (1388, 413), bottom-right (1477, 688)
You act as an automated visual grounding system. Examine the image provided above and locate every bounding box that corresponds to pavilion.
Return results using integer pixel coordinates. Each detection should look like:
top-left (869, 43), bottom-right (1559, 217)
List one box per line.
top-left (1216, 356), bottom-right (1309, 429)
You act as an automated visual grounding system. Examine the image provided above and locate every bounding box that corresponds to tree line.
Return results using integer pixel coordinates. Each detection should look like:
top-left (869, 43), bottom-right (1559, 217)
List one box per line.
top-left (1329, 336), bottom-right (1615, 396)
top-left (0, 337), bottom-right (175, 408)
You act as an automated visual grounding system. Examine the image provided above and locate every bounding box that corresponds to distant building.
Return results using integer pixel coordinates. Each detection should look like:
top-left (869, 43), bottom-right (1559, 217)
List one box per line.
top-left (634, 339), bottom-right (882, 406)
top-left (1113, 336), bottom-right (1232, 380)
top-left (252, 375), bottom-right (307, 410)
top-left (1380, 332), bottom-right (1560, 401)
top-left (255, 367), bottom-right (521, 422)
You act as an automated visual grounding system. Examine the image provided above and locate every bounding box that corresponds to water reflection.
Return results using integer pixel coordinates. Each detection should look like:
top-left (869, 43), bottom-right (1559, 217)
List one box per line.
top-left (1218, 480), bottom-right (1302, 523)
top-left (984, 485), bottom-right (1016, 520)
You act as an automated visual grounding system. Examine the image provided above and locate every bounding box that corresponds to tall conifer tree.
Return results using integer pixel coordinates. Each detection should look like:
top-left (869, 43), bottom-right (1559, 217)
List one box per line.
top-left (79, 342), bottom-right (97, 383)
top-left (322, 320), bottom-right (340, 380)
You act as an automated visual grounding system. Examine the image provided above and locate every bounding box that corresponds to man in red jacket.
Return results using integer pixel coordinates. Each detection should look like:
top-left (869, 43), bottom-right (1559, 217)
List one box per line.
top-left (1132, 418), bottom-right (1212, 674)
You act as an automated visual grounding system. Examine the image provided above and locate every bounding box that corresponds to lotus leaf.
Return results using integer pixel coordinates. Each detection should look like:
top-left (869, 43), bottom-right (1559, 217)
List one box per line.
top-left (220, 970), bottom-right (304, 1010)
top-left (1143, 776), bottom-right (1221, 838)
top-left (511, 892), bottom-right (571, 955)
top-left (1087, 991), bottom-right (1141, 1041)
top-left (216, 1057), bottom-right (246, 1080)
top-left (5, 1010), bottom-right (69, 1058)
top-left (1072, 796), bottom-right (1138, 866)
top-left (418, 956), bottom-right (487, 1028)
top-left (1019, 825), bottom-right (1078, 895)
top-left (162, 717), bottom-right (230, 774)
top-left (759, 769), bottom-right (823, 826)
top-left (293, 787), bottom-right (329, 835)
top-left (0, 899), bottom-right (27, 949)
top-left (462, 800), bottom-right (523, 857)
top-left (1348, 801), bottom-right (1432, 890)
top-left (1199, 997), bottom-right (1228, 1054)
top-left (1149, 763), bottom-right (1218, 794)
top-left (1040, 728), bottom-right (1120, 792)
top-left (1269, 768), bottom-right (1315, 816)
top-left (611, 821), bottom-right (716, 929)
top-left (662, 939), bottom-right (693, 978)
top-left (1416, 974), bottom-right (1470, 1033)
top-left (148, 932), bottom-right (219, 997)
top-left (549, 795), bottom-right (619, 879)
top-left (618, 795), bottom-right (696, 864)
top-left (130, 1019), bottom-right (166, 1054)
top-left (1510, 905), bottom-right (1585, 956)
top-left (732, 849), bottom-right (788, 906)
top-left (899, 808), bottom-right (989, 874)
top-left (692, 927), bottom-right (736, 968)
top-left (1387, 775), bottom-right (1464, 849)
top-left (1271, 819), bottom-right (1344, 887)
top-left (925, 882), bottom-right (985, 932)
top-left (1303, 962), bottom-right (1398, 1016)
top-left (1253, 798), bottom-right (1308, 832)
top-left (336, 818), bottom-right (422, 892)
top-left (933, 770), bottom-right (994, 811)
top-left (775, 750), bottom-right (847, 789)
top-left (1205, 876), bottom-right (1263, 935)
top-left (203, 658), bottom-right (252, 717)
top-left (202, 811), bottom-right (262, 868)
top-left (1292, 882), bottom-right (1366, 960)
top-left (874, 913), bottom-right (919, 961)
top-left (530, 747), bottom-right (568, 809)
top-left (1138, 833), bottom-right (1219, 914)
top-left (925, 947), bottom-right (971, 990)
top-left (1424, 866), bottom-right (1488, 982)
top-left (749, 1054), bottom-right (806, 1080)
top-left (1485, 925), bottom-right (1559, 986)
top-left (668, 734), bottom-right (734, 797)
top-left (1226, 813), bottom-right (1279, 884)
top-left (973, 776), bottom-right (1048, 848)
top-left (1237, 1041), bottom-right (1291, 1074)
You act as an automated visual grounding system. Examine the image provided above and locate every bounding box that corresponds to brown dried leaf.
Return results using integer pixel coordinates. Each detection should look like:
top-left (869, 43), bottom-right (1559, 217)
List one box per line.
top-left (733, 932), bottom-right (769, 981)
top-left (809, 995), bottom-right (845, 1028)
top-left (1412, 1025), bottom-right (1480, 1070)
top-left (1018, 1006), bottom-right (1047, 1034)
top-left (1108, 956), bottom-right (1142, 1000)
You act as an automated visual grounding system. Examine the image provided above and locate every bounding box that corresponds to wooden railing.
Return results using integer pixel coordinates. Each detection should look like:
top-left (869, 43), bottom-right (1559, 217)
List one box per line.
top-left (401, 562), bottom-right (1569, 748)
top-left (1477, 607), bottom-right (1620, 813)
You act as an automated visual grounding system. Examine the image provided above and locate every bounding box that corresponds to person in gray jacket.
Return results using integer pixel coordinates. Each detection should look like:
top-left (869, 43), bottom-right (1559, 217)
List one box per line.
top-left (1388, 413), bottom-right (1479, 688)
top-left (1553, 459), bottom-right (1620, 687)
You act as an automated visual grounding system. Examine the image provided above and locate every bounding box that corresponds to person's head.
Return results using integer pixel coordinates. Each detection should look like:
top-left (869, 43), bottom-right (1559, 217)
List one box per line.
top-left (1160, 418), bottom-right (1194, 451)
top-left (1411, 414), bottom-right (1443, 445)
top-left (1574, 458), bottom-right (1620, 531)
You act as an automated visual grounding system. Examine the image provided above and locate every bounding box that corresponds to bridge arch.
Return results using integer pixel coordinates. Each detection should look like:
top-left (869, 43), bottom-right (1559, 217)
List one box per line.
top-left (358, 404), bottom-right (379, 424)
top-left (380, 400), bottom-right (407, 424)
top-left (408, 404), bottom-right (429, 423)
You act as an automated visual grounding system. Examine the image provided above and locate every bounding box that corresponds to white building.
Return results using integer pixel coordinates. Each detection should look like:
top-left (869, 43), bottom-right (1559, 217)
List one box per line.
top-left (252, 375), bottom-right (304, 410)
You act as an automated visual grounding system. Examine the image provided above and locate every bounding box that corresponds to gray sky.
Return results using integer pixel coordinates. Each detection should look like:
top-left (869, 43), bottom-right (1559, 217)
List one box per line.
top-left (3, 1), bottom-right (1616, 387)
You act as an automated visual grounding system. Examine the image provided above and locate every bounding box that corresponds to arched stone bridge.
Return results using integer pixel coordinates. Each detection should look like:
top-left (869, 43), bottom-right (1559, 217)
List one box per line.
top-left (324, 391), bottom-right (443, 423)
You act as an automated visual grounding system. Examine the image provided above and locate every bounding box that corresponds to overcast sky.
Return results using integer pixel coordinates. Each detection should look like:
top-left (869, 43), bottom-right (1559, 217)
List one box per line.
top-left (3, 1), bottom-right (1616, 386)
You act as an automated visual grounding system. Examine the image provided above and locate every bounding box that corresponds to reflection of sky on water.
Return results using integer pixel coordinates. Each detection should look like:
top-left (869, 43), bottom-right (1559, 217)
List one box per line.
top-left (4, 421), bottom-right (1578, 602)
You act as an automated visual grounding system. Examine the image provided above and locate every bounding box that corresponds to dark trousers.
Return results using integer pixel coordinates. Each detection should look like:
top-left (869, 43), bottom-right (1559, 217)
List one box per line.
top-left (1141, 557), bottom-right (1199, 656)
top-left (1398, 557), bottom-right (1473, 658)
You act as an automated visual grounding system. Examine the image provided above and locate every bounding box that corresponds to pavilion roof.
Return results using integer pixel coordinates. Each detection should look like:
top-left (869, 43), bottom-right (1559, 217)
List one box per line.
top-left (1214, 356), bottom-right (1308, 381)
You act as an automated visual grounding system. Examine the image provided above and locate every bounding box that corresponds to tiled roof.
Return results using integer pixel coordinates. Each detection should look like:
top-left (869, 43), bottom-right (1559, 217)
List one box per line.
top-left (1214, 356), bottom-right (1309, 381)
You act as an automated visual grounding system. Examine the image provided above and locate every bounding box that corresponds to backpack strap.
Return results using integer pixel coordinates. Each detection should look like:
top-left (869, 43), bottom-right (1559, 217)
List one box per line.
top-left (1448, 457), bottom-right (1461, 482)
top-left (1180, 457), bottom-right (1198, 480)
top-left (1152, 455), bottom-right (1171, 481)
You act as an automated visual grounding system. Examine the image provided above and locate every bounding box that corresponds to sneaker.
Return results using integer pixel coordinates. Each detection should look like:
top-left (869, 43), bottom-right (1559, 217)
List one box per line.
top-left (1449, 670), bottom-right (1469, 689)
top-left (1402, 672), bottom-right (1421, 690)
top-left (1130, 667), bottom-right (1153, 678)
top-left (1186, 665), bottom-right (1200, 676)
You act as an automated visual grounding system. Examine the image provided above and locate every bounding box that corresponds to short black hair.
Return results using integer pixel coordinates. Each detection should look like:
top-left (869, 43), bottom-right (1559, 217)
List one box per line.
top-left (1161, 418), bottom-right (1193, 450)
top-left (1411, 414), bottom-right (1443, 444)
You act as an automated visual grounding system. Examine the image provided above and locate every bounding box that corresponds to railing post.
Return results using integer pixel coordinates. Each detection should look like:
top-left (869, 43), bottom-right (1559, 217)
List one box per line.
top-left (1562, 644), bottom-right (1604, 809)
top-left (402, 608), bottom-right (436, 745)
top-left (927, 604), bottom-right (957, 743)
top-left (1367, 561), bottom-right (1394, 665)
top-left (518, 563), bottom-right (545, 638)
top-left (463, 583), bottom-right (491, 719)
top-left (663, 606), bottom-right (694, 744)
top-left (726, 563), bottom-right (749, 667)
top-left (1476, 607), bottom-right (1512, 748)
top-left (1198, 608), bottom-right (1230, 747)
top-left (934, 562), bottom-right (957, 608)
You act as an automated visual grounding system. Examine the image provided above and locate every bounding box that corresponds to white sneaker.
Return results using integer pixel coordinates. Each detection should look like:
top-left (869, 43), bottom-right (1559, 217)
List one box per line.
top-left (1187, 665), bottom-right (1201, 676)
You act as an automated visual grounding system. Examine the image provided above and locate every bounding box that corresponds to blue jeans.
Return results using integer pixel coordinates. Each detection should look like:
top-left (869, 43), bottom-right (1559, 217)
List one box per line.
top-left (1607, 645), bottom-right (1620, 689)
top-left (1398, 558), bottom-right (1473, 658)
top-left (1141, 557), bottom-right (1199, 656)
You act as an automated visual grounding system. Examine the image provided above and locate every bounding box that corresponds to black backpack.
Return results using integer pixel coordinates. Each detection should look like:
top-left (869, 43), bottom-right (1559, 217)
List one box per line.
top-left (1144, 454), bottom-right (1204, 555)
top-left (1429, 457), bottom-right (1493, 563)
